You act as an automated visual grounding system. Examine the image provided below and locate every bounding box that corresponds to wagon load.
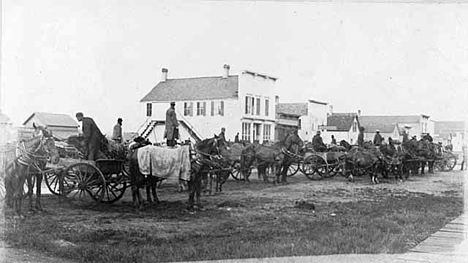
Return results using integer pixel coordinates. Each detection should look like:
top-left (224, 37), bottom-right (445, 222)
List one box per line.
top-left (137, 145), bottom-right (191, 181)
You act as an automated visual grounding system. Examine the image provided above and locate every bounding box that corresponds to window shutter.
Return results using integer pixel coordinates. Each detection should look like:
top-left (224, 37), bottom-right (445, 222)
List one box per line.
top-left (211, 101), bottom-right (214, 116)
top-left (190, 102), bottom-right (193, 116)
top-left (220, 101), bottom-right (224, 116)
top-left (203, 102), bottom-right (207, 116)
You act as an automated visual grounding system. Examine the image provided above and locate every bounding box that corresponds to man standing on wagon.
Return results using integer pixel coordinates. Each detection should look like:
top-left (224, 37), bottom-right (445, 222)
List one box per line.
top-left (112, 118), bottom-right (123, 143)
top-left (75, 112), bottom-right (104, 161)
top-left (165, 102), bottom-right (179, 147)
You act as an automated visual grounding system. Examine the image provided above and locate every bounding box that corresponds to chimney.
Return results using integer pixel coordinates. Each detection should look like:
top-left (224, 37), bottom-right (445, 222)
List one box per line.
top-left (223, 64), bottom-right (230, 78)
top-left (161, 68), bottom-right (168, 82)
top-left (275, 95), bottom-right (279, 104)
top-left (328, 104), bottom-right (333, 116)
top-left (357, 109), bottom-right (361, 117)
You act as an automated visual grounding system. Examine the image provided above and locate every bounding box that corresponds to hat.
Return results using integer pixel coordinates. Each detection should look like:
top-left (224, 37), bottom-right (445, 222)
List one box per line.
top-left (376, 130), bottom-right (380, 132)
top-left (170, 102), bottom-right (176, 106)
top-left (75, 112), bottom-right (84, 118)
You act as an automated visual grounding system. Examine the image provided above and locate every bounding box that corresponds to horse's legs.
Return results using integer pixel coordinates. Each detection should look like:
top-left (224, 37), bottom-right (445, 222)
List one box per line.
top-left (145, 176), bottom-right (153, 204)
top-left (26, 173), bottom-right (34, 210)
top-left (152, 178), bottom-right (159, 204)
top-left (35, 173), bottom-right (43, 211)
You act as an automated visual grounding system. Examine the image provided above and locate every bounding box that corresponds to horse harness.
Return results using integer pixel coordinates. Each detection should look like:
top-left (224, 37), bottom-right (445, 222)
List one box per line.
top-left (16, 136), bottom-right (51, 174)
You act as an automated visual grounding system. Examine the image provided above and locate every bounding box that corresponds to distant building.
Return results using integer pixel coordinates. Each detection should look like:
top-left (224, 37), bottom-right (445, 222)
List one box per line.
top-left (358, 114), bottom-right (432, 142)
top-left (325, 113), bottom-right (360, 144)
top-left (139, 65), bottom-right (277, 143)
top-left (433, 121), bottom-right (466, 152)
top-left (275, 99), bottom-right (329, 142)
top-left (23, 112), bottom-right (79, 140)
top-left (0, 112), bottom-right (15, 145)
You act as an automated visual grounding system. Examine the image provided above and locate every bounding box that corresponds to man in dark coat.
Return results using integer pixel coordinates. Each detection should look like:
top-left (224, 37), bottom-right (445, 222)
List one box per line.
top-left (112, 118), bottom-right (123, 143)
top-left (234, 133), bottom-right (240, 143)
top-left (312, 131), bottom-right (327, 152)
top-left (165, 102), bottom-right (179, 147)
top-left (402, 130), bottom-right (409, 143)
top-left (331, 135), bottom-right (337, 145)
top-left (219, 127), bottom-right (227, 145)
top-left (357, 126), bottom-right (365, 147)
top-left (373, 130), bottom-right (383, 146)
top-left (76, 112), bottom-right (104, 161)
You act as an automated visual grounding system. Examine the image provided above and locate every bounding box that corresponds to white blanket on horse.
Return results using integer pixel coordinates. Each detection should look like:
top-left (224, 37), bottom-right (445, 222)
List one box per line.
top-left (137, 145), bottom-right (191, 181)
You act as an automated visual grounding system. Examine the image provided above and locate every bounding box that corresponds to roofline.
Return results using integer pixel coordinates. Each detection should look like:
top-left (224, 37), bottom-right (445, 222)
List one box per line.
top-left (242, 70), bottom-right (278, 81)
top-left (140, 96), bottom-right (239, 103)
top-left (22, 113), bottom-right (35, 126)
top-left (308, 99), bottom-right (328, 105)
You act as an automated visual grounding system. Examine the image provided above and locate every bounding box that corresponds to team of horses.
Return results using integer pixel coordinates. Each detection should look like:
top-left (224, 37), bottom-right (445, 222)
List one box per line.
top-left (2, 124), bottom-right (445, 217)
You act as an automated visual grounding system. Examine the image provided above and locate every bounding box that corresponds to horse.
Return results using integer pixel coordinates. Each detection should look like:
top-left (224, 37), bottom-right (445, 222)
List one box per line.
top-left (127, 136), bottom-right (221, 209)
top-left (342, 145), bottom-right (383, 184)
top-left (402, 139), bottom-right (437, 175)
top-left (4, 124), bottom-right (60, 216)
top-left (240, 132), bottom-right (304, 184)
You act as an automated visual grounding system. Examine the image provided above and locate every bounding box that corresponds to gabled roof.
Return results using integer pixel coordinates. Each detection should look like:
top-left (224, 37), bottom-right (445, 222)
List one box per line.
top-left (23, 112), bottom-right (79, 128)
top-left (276, 103), bottom-right (307, 117)
top-left (140, 75), bottom-right (239, 102)
top-left (434, 121), bottom-right (465, 134)
top-left (327, 113), bottom-right (357, 131)
top-left (358, 115), bottom-right (421, 133)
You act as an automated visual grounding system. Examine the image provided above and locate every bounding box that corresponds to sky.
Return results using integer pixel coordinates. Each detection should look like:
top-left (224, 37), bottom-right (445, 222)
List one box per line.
top-left (1, 0), bottom-right (467, 135)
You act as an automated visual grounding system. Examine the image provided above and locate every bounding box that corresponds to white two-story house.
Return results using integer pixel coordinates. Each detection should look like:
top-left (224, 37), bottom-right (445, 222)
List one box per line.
top-left (139, 65), bottom-right (277, 143)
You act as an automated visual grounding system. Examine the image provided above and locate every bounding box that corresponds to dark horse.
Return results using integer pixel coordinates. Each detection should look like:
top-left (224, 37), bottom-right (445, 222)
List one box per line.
top-left (342, 143), bottom-right (384, 184)
top-left (127, 136), bottom-right (222, 209)
top-left (5, 124), bottom-right (60, 216)
top-left (402, 139), bottom-right (437, 175)
top-left (240, 132), bottom-right (303, 184)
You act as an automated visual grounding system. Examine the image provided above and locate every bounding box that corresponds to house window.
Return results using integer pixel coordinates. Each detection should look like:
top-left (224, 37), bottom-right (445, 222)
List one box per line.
top-left (245, 96), bottom-right (254, 115)
top-left (352, 122), bottom-right (357, 132)
top-left (197, 102), bottom-right (206, 116)
top-left (256, 98), bottom-right (261, 115)
top-left (184, 102), bottom-right (193, 116)
top-left (265, 99), bottom-right (269, 116)
top-left (298, 119), bottom-right (302, 130)
top-left (242, 122), bottom-right (251, 142)
top-left (263, 124), bottom-right (271, 141)
top-left (211, 101), bottom-right (224, 116)
top-left (146, 103), bottom-right (152, 117)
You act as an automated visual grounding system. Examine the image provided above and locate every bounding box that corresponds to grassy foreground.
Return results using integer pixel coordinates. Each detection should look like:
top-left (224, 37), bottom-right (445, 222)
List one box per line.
top-left (1, 188), bottom-right (463, 263)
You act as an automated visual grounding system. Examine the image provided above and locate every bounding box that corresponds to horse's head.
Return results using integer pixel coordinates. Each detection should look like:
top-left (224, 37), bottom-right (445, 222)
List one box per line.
top-left (339, 140), bottom-right (351, 151)
top-left (196, 136), bottom-right (221, 156)
top-left (284, 132), bottom-right (304, 154)
top-left (31, 123), bottom-right (60, 164)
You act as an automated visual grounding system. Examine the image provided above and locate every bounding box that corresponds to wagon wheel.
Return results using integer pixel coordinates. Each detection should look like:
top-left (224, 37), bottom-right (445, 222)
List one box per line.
top-left (286, 162), bottom-right (300, 177)
top-left (314, 157), bottom-right (329, 177)
top-left (301, 155), bottom-right (323, 181)
top-left (102, 172), bottom-right (128, 204)
top-left (230, 160), bottom-right (252, 181)
top-left (444, 153), bottom-right (457, 171)
top-left (326, 163), bottom-right (341, 178)
top-left (44, 169), bottom-right (62, 195)
top-left (60, 163), bottom-right (105, 206)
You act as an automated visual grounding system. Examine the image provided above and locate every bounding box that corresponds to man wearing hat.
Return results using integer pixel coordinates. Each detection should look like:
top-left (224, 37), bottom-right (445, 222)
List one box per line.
top-left (373, 130), bottom-right (383, 146)
top-left (165, 102), bottom-right (179, 147)
top-left (75, 112), bottom-right (105, 161)
top-left (112, 118), bottom-right (123, 143)
top-left (312, 131), bottom-right (327, 152)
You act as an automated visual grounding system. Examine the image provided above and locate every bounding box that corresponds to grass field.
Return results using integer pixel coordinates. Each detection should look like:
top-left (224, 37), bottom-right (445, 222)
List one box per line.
top-left (1, 171), bottom-right (465, 263)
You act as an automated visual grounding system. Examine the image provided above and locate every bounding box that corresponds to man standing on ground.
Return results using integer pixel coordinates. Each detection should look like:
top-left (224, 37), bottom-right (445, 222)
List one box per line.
top-left (373, 130), bottom-right (383, 146)
top-left (112, 118), bottom-right (123, 143)
top-left (331, 135), bottom-right (337, 145)
top-left (165, 102), bottom-right (179, 147)
top-left (76, 112), bottom-right (104, 161)
top-left (234, 132), bottom-right (240, 143)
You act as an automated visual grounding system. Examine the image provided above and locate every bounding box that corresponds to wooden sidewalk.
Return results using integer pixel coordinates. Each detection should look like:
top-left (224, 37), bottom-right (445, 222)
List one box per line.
top-left (397, 214), bottom-right (468, 263)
